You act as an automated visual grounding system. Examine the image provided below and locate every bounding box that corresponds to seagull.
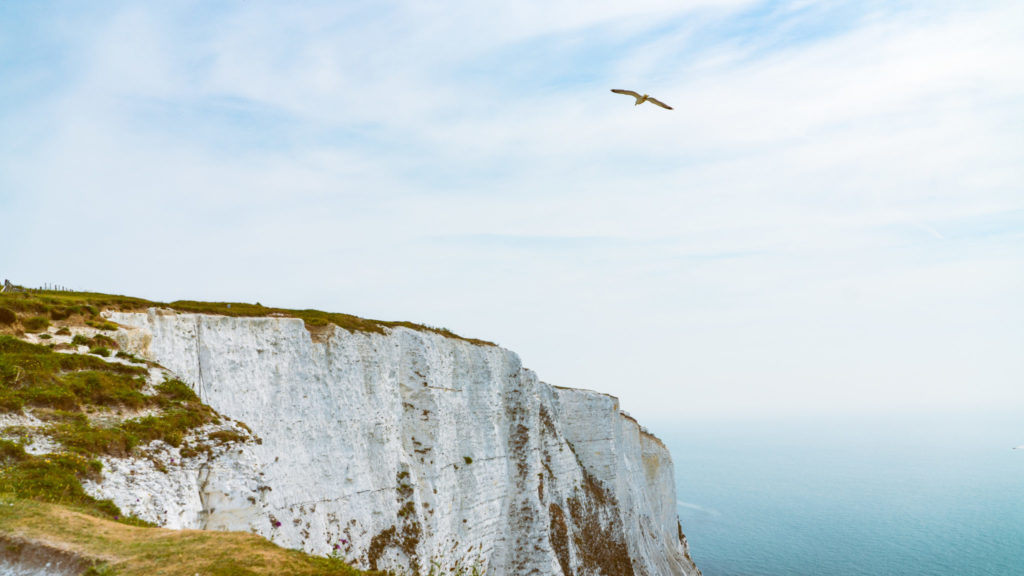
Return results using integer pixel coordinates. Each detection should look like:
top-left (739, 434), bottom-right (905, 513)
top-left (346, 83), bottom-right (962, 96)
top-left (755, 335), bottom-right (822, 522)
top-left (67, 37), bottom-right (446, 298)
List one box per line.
top-left (611, 89), bottom-right (673, 110)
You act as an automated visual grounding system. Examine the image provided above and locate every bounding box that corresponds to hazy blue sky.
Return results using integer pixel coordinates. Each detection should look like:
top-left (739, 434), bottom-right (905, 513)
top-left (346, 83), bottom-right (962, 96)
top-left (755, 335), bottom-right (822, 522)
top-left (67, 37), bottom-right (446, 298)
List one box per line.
top-left (2, 0), bottom-right (1022, 422)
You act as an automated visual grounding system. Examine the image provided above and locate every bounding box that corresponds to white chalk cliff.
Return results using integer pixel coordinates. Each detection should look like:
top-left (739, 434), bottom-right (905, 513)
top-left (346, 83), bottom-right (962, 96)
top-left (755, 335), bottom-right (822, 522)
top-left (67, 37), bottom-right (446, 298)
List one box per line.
top-left (99, 310), bottom-right (700, 576)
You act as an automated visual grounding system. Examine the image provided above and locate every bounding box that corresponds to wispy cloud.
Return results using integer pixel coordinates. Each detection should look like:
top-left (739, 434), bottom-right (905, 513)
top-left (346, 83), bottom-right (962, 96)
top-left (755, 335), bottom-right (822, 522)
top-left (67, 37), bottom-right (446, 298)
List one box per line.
top-left (1, 0), bottom-right (1022, 419)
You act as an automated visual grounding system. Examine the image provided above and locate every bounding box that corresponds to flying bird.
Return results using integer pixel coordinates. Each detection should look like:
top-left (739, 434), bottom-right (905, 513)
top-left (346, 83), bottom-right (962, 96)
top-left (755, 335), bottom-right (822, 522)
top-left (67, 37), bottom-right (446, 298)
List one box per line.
top-left (611, 89), bottom-right (673, 110)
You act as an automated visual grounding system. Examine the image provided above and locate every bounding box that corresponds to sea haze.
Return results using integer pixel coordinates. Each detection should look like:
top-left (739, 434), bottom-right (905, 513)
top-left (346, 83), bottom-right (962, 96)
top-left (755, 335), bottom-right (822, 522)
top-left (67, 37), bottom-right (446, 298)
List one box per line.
top-left (655, 411), bottom-right (1024, 576)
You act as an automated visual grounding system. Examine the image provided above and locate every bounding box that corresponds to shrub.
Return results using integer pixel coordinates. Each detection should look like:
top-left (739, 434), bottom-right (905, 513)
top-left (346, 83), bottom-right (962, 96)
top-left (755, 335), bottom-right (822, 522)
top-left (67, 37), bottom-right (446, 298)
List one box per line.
top-left (85, 320), bottom-right (117, 331)
top-left (155, 379), bottom-right (199, 402)
top-left (179, 443), bottom-right (211, 458)
top-left (0, 307), bottom-right (16, 325)
top-left (89, 347), bottom-right (111, 358)
top-left (397, 501), bottom-right (416, 518)
top-left (49, 307), bottom-right (71, 321)
top-left (22, 316), bottom-right (50, 332)
top-left (115, 350), bottom-right (145, 364)
top-left (90, 334), bottom-right (118, 349)
top-left (72, 334), bottom-right (91, 346)
top-left (56, 327), bottom-right (71, 336)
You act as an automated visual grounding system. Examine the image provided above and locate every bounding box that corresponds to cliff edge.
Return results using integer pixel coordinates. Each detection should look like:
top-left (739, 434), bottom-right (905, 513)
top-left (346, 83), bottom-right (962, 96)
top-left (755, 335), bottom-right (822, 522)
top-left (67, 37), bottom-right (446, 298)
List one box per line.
top-left (98, 309), bottom-right (699, 576)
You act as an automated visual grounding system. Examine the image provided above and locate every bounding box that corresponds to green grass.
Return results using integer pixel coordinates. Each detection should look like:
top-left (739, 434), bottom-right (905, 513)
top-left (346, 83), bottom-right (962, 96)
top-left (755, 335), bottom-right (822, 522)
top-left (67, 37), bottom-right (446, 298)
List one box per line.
top-left (121, 404), bottom-right (216, 449)
top-left (46, 404), bottom-right (217, 458)
top-left (61, 370), bottom-right (149, 409)
top-left (0, 336), bottom-right (146, 412)
top-left (0, 439), bottom-right (125, 521)
top-left (49, 416), bottom-right (137, 458)
top-left (41, 380), bottom-right (218, 458)
top-left (0, 291), bottom-right (150, 316)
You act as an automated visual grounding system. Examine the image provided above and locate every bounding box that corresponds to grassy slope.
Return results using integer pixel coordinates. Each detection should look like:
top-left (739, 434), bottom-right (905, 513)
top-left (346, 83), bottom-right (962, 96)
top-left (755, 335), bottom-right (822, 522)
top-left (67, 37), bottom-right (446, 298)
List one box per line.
top-left (0, 497), bottom-right (381, 576)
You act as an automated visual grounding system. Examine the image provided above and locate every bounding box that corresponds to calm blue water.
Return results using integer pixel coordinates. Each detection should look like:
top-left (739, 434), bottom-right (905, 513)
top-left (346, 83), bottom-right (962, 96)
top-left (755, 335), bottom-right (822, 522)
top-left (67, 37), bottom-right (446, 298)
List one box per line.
top-left (656, 412), bottom-right (1024, 576)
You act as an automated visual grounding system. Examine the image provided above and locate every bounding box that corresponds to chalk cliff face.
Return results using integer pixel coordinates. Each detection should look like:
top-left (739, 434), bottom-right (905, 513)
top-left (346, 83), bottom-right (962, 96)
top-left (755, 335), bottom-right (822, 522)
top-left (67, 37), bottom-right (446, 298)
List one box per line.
top-left (102, 310), bottom-right (699, 576)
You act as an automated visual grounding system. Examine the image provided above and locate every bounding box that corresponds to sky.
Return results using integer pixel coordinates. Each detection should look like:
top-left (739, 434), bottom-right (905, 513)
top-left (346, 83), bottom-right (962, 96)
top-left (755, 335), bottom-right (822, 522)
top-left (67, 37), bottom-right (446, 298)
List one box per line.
top-left (1, 0), bottom-right (1022, 424)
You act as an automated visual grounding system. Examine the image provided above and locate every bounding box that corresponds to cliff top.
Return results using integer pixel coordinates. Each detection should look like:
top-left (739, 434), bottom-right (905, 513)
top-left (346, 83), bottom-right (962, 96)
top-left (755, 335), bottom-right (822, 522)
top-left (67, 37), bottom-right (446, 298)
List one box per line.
top-left (0, 290), bottom-right (495, 347)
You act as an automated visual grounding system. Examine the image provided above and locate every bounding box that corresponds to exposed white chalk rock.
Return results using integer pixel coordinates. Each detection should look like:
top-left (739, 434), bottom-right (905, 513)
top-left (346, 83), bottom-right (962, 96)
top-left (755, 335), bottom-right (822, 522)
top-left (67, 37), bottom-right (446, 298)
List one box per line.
top-left (99, 310), bottom-right (700, 576)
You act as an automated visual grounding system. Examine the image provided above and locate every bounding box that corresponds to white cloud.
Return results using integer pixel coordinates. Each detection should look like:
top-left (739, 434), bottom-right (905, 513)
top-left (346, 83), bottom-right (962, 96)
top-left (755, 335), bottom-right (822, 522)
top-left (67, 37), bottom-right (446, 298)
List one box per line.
top-left (2, 0), bottom-right (1022, 421)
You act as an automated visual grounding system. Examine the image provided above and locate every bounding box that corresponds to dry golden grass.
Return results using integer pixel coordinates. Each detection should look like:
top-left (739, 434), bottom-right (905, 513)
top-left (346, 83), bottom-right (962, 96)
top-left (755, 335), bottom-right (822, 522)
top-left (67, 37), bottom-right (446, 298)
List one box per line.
top-left (0, 497), bottom-right (380, 576)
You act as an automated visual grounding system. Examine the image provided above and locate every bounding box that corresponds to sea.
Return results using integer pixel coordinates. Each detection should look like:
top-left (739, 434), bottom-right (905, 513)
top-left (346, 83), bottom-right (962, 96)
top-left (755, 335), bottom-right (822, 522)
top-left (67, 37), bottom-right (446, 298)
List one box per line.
top-left (657, 411), bottom-right (1024, 576)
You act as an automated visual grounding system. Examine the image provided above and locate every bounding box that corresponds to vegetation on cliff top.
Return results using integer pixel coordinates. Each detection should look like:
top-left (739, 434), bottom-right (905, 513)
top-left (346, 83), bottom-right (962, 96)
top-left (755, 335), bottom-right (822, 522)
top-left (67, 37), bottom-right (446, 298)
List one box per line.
top-left (0, 289), bottom-right (495, 346)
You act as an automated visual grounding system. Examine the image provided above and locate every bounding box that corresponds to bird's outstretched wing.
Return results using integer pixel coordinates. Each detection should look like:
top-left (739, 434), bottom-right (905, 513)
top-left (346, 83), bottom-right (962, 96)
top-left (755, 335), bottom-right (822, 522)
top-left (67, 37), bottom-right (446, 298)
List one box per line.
top-left (646, 97), bottom-right (673, 110)
top-left (611, 89), bottom-right (642, 98)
